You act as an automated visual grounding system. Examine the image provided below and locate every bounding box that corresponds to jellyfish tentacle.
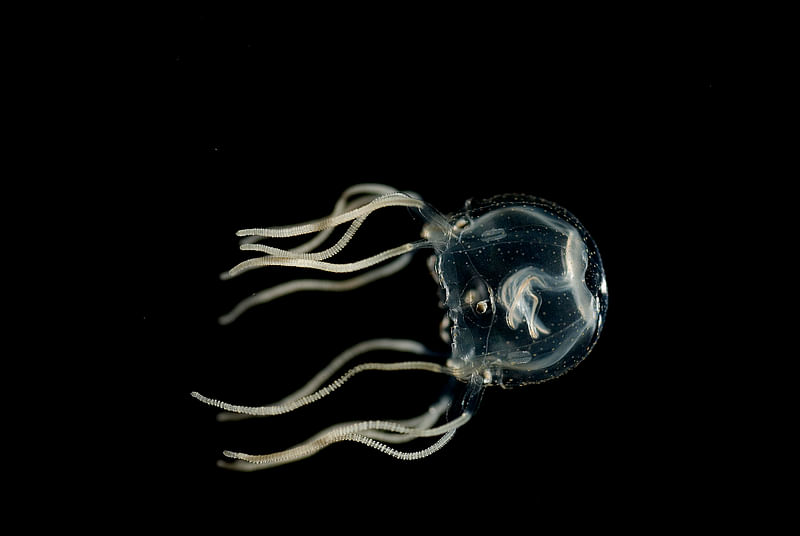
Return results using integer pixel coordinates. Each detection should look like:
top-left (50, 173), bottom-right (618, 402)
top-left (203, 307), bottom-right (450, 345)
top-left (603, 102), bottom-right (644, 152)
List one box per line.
top-left (236, 192), bottom-right (425, 239)
top-left (214, 378), bottom-right (483, 471)
top-left (238, 183), bottom-right (400, 253)
top-left (218, 254), bottom-right (414, 325)
top-left (238, 210), bottom-right (369, 261)
top-left (226, 241), bottom-right (425, 278)
top-left (220, 186), bottom-right (432, 323)
top-left (345, 428), bottom-right (459, 461)
top-left (223, 190), bottom-right (430, 280)
top-left (218, 403), bottom-right (470, 471)
top-left (215, 395), bottom-right (452, 471)
top-left (212, 338), bottom-right (440, 420)
top-left (191, 361), bottom-right (455, 417)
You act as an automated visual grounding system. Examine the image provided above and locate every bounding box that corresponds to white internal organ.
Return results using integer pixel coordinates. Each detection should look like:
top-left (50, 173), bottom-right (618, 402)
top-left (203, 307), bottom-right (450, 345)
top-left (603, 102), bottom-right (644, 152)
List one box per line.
top-left (502, 273), bottom-right (551, 339)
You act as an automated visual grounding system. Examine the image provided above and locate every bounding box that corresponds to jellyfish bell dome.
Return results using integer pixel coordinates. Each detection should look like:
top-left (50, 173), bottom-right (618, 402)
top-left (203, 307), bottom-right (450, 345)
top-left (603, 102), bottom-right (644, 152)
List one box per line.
top-left (430, 194), bottom-right (608, 388)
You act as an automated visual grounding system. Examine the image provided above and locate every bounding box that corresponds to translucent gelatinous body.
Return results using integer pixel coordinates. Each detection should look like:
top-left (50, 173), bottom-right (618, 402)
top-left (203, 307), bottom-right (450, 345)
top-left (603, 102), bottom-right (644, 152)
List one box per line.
top-left (193, 186), bottom-right (607, 470)
top-left (428, 194), bottom-right (607, 387)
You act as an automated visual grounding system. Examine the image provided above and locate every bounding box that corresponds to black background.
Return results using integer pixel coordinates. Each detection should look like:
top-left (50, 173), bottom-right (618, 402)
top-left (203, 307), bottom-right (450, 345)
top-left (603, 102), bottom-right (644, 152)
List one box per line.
top-left (124, 9), bottom-right (730, 531)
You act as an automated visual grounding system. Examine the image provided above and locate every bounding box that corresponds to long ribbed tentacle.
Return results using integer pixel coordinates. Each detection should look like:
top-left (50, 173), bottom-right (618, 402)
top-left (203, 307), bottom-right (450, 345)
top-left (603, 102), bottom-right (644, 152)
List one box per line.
top-left (191, 360), bottom-right (454, 417)
top-left (206, 338), bottom-right (441, 420)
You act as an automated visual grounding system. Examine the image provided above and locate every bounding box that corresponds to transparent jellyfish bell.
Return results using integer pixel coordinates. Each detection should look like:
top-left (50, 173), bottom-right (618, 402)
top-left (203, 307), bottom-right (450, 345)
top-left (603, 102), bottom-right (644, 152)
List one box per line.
top-left (428, 193), bottom-right (608, 388)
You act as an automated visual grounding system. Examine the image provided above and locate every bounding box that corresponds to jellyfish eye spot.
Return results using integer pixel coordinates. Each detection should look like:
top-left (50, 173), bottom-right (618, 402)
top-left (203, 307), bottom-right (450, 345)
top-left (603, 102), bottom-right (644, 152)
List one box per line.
top-left (453, 218), bottom-right (469, 231)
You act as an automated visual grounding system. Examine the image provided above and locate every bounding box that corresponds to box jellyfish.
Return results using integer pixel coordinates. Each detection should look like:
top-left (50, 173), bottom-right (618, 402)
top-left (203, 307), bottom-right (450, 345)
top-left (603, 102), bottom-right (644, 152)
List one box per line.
top-left (192, 184), bottom-right (608, 470)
